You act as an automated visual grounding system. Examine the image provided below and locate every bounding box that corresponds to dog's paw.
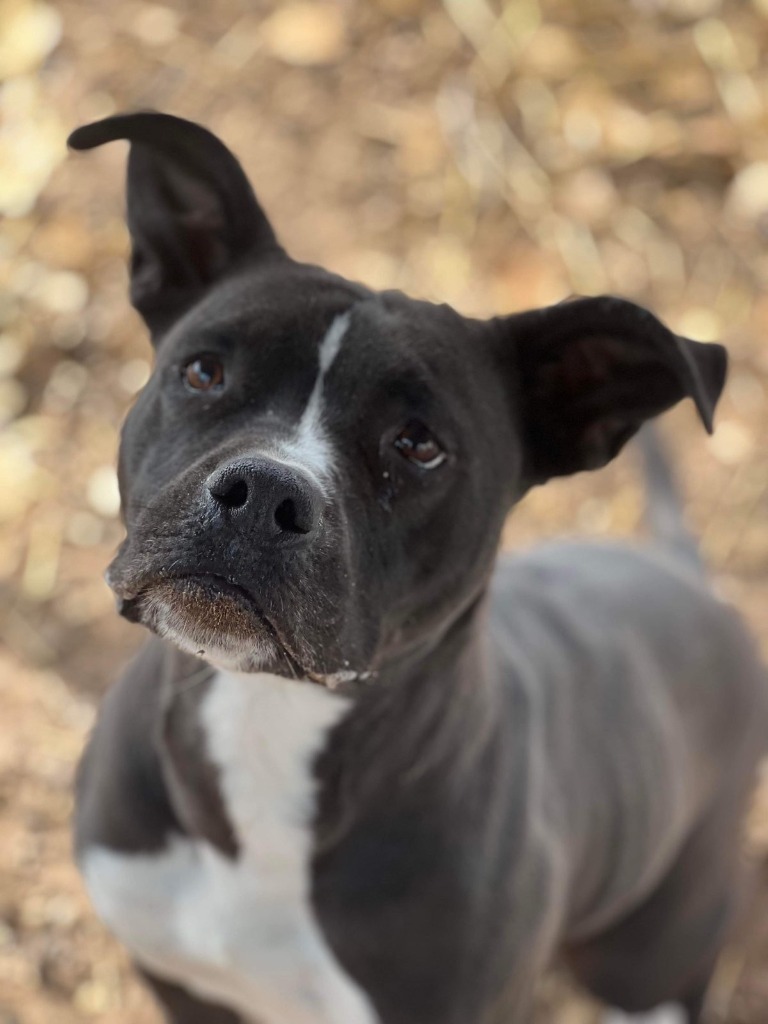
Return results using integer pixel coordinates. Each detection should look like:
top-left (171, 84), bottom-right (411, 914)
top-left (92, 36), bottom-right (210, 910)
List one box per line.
top-left (602, 1005), bottom-right (686, 1024)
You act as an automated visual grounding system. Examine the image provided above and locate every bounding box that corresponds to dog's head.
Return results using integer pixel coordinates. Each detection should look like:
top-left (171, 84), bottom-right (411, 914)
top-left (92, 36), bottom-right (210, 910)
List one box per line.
top-left (69, 113), bottom-right (726, 683)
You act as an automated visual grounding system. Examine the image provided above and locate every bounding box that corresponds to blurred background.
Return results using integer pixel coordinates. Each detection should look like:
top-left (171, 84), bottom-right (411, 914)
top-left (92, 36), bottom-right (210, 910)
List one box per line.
top-left (1, 0), bottom-right (767, 1020)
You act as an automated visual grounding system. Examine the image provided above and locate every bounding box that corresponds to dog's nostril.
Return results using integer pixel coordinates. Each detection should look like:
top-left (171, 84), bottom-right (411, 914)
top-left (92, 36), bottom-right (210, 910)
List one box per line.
top-left (207, 459), bottom-right (318, 536)
top-left (274, 497), bottom-right (310, 535)
top-left (215, 477), bottom-right (249, 509)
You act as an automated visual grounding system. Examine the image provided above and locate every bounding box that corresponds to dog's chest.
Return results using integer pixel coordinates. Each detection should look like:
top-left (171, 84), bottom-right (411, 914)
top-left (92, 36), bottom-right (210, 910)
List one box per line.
top-left (82, 671), bottom-right (377, 1024)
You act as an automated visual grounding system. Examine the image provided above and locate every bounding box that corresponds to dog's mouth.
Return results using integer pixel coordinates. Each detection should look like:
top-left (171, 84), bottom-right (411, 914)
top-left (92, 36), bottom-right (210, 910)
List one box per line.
top-left (117, 573), bottom-right (264, 629)
top-left (109, 568), bottom-right (368, 689)
top-left (113, 571), bottom-right (303, 672)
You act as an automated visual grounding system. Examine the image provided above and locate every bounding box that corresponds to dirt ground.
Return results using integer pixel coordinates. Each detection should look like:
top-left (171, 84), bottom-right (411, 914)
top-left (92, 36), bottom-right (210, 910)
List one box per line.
top-left (1, 0), bottom-right (767, 1019)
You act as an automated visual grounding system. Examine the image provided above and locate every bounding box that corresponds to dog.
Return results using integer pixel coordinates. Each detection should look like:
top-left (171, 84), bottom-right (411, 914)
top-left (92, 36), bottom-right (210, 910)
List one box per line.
top-left (68, 112), bottom-right (768, 1024)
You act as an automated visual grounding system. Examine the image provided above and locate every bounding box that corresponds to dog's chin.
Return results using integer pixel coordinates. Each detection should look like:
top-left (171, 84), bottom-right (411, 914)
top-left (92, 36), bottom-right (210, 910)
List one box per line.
top-left (118, 576), bottom-right (294, 675)
top-left (111, 573), bottom-right (373, 690)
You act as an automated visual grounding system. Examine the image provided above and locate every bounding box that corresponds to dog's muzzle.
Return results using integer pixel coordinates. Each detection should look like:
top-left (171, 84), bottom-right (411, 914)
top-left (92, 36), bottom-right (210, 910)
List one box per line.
top-left (103, 453), bottom-right (351, 677)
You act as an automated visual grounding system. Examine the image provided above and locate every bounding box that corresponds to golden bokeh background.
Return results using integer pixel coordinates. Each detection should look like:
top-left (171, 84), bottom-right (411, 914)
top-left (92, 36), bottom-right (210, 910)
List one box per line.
top-left (1, 0), bottom-right (767, 1020)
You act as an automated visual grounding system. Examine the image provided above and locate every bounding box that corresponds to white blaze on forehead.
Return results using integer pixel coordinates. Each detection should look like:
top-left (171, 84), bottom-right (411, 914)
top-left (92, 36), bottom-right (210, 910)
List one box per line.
top-left (273, 311), bottom-right (351, 486)
top-left (317, 311), bottom-right (350, 375)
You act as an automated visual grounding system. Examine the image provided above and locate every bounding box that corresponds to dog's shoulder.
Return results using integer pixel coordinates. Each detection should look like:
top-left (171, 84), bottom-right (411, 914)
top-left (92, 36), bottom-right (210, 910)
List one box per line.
top-left (489, 539), bottom-right (768, 760)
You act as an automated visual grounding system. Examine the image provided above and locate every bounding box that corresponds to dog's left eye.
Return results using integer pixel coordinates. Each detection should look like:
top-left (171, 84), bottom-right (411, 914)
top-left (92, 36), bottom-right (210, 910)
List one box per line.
top-left (393, 420), bottom-right (447, 469)
top-left (183, 355), bottom-right (224, 391)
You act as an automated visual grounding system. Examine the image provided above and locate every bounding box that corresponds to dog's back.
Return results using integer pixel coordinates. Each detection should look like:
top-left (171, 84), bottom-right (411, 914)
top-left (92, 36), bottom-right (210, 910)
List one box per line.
top-left (487, 431), bottom-right (768, 1014)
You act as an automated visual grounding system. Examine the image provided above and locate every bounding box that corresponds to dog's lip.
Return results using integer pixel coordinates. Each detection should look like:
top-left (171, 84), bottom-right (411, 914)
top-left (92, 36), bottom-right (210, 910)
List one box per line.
top-left (115, 570), bottom-right (273, 627)
top-left (176, 572), bottom-right (260, 607)
top-left (113, 570), bottom-right (317, 679)
top-left (109, 567), bottom-right (253, 604)
top-left (109, 568), bottom-right (374, 690)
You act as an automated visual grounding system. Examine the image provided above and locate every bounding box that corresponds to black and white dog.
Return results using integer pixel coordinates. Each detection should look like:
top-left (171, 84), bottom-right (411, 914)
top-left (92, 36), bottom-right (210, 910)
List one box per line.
top-left (68, 113), bottom-right (767, 1024)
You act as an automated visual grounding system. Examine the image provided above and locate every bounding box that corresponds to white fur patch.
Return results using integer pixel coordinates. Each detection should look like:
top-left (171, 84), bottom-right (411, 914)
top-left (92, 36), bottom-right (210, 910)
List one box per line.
top-left (82, 671), bottom-right (377, 1024)
top-left (602, 1005), bottom-right (686, 1024)
top-left (272, 311), bottom-right (351, 486)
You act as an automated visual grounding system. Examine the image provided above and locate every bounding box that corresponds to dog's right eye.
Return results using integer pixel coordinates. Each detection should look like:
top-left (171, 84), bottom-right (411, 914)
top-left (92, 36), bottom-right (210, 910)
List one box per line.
top-left (182, 355), bottom-right (225, 392)
top-left (393, 419), bottom-right (447, 470)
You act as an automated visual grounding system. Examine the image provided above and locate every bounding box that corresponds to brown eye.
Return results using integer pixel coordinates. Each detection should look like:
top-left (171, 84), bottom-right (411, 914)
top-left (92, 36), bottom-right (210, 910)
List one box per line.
top-left (393, 420), bottom-right (447, 469)
top-left (183, 355), bottom-right (224, 391)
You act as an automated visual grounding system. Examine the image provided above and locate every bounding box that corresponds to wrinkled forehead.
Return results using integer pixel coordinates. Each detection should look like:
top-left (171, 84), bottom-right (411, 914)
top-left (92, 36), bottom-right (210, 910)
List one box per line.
top-left (162, 265), bottom-right (361, 355)
top-left (159, 264), bottom-right (473, 398)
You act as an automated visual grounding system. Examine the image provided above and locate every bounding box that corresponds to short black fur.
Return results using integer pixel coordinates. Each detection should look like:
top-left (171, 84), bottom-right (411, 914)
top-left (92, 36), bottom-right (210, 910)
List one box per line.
top-left (70, 113), bottom-right (766, 1024)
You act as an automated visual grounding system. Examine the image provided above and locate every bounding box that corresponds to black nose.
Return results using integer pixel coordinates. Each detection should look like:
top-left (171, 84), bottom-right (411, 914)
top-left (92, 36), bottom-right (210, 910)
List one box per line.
top-left (206, 456), bottom-right (322, 539)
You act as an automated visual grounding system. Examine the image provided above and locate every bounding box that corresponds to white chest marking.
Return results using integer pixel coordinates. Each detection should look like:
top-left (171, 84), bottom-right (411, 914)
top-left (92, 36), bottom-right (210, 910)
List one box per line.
top-left (272, 311), bottom-right (351, 487)
top-left (82, 671), bottom-right (378, 1024)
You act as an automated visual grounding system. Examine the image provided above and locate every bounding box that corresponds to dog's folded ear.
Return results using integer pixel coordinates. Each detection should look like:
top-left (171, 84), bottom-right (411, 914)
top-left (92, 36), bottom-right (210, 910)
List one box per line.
top-left (68, 112), bottom-right (282, 340)
top-left (494, 296), bottom-right (727, 484)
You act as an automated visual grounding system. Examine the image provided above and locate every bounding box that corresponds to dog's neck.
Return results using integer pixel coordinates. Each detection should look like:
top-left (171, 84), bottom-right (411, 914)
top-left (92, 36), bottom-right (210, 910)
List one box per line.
top-left (375, 567), bottom-right (496, 684)
top-left (159, 588), bottom-right (502, 853)
top-left (314, 595), bottom-right (503, 822)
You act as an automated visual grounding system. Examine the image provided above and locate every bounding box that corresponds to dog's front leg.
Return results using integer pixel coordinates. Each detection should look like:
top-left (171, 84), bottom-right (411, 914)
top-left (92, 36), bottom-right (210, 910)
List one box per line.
top-left (140, 968), bottom-right (243, 1024)
top-left (139, 949), bottom-right (376, 1024)
top-left (84, 835), bottom-right (379, 1024)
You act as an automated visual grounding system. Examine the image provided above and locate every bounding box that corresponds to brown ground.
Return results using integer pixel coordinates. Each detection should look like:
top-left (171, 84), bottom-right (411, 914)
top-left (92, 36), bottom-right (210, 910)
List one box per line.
top-left (1, 0), bottom-right (767, 1019)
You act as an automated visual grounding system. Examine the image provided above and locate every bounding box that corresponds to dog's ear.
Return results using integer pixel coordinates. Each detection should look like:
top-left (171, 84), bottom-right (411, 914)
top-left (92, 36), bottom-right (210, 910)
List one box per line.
top-left (494, 296), bottom-right (727, 485)
top-left (68, 112), bottom-right (282, 341)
